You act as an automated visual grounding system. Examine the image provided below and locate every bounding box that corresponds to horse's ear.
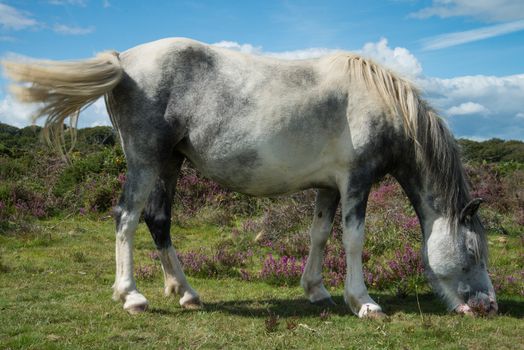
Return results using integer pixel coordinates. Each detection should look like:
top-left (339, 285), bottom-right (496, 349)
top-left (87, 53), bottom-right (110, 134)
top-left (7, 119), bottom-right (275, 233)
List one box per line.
top-left (460, 198), bottom-right (483, 223)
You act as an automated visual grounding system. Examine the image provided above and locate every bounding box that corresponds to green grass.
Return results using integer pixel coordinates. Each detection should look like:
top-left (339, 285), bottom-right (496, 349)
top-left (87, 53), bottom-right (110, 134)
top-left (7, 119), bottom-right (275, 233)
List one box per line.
top-left (0, 217), bottom-right (523, 349)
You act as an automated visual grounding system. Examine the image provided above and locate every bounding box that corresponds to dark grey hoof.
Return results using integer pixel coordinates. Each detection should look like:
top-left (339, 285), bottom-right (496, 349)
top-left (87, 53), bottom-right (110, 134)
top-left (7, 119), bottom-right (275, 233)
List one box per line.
top-left (311, 297), bottom-right (336, 307)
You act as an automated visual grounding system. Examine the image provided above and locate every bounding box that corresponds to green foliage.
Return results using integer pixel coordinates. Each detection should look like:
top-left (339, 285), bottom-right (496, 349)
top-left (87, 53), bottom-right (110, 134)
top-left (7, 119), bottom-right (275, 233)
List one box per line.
top-left (53, 146), bottom-right (125, 197)
top-left (0, 156), bottom-right (30, 179)
top-left (80, 173), bottom-right (121, 212)
top-left (0, 122), bottom-right (522, 349)
top-left (459, 138), bottom-right (524, 163)
top-left (0, 124), bottom-right (126, 232)
top-left (75, 126), bottom-right (116, 150)
top-left (0, 123), bottom-right (41, 156)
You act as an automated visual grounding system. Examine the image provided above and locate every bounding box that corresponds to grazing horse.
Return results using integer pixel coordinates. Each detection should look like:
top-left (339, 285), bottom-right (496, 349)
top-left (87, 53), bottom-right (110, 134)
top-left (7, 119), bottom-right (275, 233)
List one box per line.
top-left (2, 37), bottom-right (497, 317)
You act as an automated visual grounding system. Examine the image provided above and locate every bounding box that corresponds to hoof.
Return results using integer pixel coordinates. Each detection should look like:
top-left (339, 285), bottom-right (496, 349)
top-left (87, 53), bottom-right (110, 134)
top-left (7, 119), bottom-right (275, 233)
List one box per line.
top-left (123, 292), bottom-right (149, 315)
top-left (180, 293), bottom-right (203, 310)
top-left (357, 303), bottom-right (384, 318)
top-left (181, 298), bottom-right (203, 310)
top-left (311, 297), bottom-right (336, 307)
top-left (125, 302), bottom-right (148, 315)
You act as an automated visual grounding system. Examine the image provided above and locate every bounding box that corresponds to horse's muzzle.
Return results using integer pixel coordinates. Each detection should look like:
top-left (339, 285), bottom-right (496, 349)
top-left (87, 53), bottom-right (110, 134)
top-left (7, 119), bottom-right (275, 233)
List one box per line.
top-left (455, 292), bottom-right (498, 316)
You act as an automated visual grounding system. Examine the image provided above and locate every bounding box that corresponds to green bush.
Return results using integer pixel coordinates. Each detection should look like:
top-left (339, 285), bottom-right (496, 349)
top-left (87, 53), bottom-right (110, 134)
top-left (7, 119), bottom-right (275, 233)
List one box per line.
top-left (80, 174), bottom-right (121, 212)
top-left (459, 138), bottom-right (524, 163)
top-left (0, 156), bottom-right (31, 179)
top-left (53, 147), bottom-right (125, 197)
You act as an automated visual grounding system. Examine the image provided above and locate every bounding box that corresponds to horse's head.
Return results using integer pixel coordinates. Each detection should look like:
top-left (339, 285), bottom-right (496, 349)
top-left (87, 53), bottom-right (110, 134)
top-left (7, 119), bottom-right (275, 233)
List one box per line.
top-left (425, 198), bottom-right (497, 316)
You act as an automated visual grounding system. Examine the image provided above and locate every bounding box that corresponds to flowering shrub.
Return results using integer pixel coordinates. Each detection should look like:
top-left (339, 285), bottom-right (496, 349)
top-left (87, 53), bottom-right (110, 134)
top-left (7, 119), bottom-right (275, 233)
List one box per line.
top-left (135, 264), bottom-right (158, 280)
top-left (369, 182), bottom-right (398, 206)
top-left (323, 243), bottom-right (347, 287)
top-left (176, 247), bottom-right (252, 278)
top-left (0, 182), bottom-right (55, 233)
top-left (176, 168), bottom-right (229, 214)
top-left (259, 254), bottom-right (307, 286)
top-left (490, 268), bottom-right (524, 297)
top-left (80, 174), bottom-right (121, 213)
top-left (260, 231), bottom-right (310, 258)
top-left (369, 244), bottom-right (425, 297)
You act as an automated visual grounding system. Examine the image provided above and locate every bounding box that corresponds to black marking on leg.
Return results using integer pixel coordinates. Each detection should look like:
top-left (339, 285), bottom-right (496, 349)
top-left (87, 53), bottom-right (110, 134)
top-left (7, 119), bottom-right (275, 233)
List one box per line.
top-left (344, 183), bottom-right (370, 228)
top-left (114, 205), bottom-right (122, 231)
top-left (144, 179), bottom-right (173, 250)
top-left (317, 211), bottom-right (323, 218)
top-left (344, 202), bottom-right (366, 227)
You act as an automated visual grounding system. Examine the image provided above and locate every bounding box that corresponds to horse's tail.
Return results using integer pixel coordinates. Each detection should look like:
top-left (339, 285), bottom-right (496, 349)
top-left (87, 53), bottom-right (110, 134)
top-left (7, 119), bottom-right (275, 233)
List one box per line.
top-left (345, 55), bottom-right (470, 226)
top-left (2, 51), bottom-right (123, 160)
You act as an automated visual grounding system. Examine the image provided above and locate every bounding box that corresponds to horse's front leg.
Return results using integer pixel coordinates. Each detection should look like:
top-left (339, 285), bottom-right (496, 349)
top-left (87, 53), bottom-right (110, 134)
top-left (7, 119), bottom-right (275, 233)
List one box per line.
top-left (301, 188), bottom-right (340, 304)
top-left (113, 164), bottom-right (157, 314)
top-left (340, 180), bottom-right (385, 318)
top-left (144, 159), bottom-right (202, 309)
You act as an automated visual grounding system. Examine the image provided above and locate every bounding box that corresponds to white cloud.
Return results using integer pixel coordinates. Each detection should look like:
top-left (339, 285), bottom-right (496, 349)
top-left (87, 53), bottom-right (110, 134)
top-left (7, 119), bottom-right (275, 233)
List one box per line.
top-left (421, 20), bottom-right (524, 50)
top-left (0, 94), bottom-right (39, 127)
top-left (419, 74), bottom-right (524, 112)
top-left (446, 102), bottom-right (490, 116)
top-left (0, 93), bottom-right (109, 129)
top-left (359, 38), bottom-right (423, 78)
top-left (265, 48), bottom-right (341, 60)
top-left (419, 74), bottom-right (524, 139)
top-left (91, 97), bottom-right (106, 115)
top-left (212, 41), bottom-right (340, 60)
top-left (459, 135), bottom-right (490, 141)
top-left (71, 98), bottom-right (110, 128)
top-left (213, 39), bottom-right (422, 78)
top-left (0, 3), bottom-right (38, 30)
top-left (77, 98), bottom-right (110, 127)
top-left (2, 38), bottom-right (523, 140)
top-left (212, 41), bottom-right (262, 55)
top-left (53, 24), bottom-right (95, 35)
top-left (411, 0), bottom-right (524, 22)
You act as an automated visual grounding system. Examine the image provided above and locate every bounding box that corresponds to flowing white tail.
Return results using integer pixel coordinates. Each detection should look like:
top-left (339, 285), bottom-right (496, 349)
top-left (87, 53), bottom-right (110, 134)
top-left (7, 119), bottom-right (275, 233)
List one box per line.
top-left (2, 51), bottom-right (123, 159)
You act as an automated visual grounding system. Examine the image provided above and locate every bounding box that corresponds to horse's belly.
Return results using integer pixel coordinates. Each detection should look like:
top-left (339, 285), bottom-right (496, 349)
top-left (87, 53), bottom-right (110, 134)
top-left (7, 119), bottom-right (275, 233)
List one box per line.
top-left (180, 130), bottom-right (352, 196)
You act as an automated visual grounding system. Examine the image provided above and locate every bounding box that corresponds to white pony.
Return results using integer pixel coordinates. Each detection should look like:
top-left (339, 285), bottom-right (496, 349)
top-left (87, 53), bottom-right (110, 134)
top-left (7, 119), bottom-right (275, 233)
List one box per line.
top-left (2, 38), bottom-right (497, 317)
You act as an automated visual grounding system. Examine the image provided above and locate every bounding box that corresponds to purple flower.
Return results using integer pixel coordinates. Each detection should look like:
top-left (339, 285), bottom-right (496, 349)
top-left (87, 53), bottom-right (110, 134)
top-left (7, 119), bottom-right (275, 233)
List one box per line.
top-left (259, 254), bottom-right (306, 285)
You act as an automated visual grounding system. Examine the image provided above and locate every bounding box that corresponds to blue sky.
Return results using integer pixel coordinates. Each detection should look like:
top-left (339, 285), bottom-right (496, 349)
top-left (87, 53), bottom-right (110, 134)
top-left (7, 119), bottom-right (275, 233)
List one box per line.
top-left (1, 0), bottom-right (523, 140)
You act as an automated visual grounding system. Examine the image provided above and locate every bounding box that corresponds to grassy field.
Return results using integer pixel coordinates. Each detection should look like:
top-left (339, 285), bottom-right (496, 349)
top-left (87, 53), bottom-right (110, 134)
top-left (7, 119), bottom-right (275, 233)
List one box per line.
top-left (1, 126), bottom-right (523, 348)
top-left (1, 217), bottom-right (523, 350)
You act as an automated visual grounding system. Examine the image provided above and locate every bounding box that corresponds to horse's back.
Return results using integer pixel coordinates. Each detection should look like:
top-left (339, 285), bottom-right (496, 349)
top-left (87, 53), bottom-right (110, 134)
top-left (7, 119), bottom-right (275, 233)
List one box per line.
top-left (112, 38), bottom-right (404, 195)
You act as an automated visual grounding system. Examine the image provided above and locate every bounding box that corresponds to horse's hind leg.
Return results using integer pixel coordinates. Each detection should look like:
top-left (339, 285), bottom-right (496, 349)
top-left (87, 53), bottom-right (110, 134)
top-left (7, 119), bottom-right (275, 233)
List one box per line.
top-left (144, 155), bottom-right (201, 309)
top-left (301, 189), bottom-right (340, 304)
top-left (339, 177), bottom-right (385, 318)
top-left (113, 161), bottom-right (158, 314)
